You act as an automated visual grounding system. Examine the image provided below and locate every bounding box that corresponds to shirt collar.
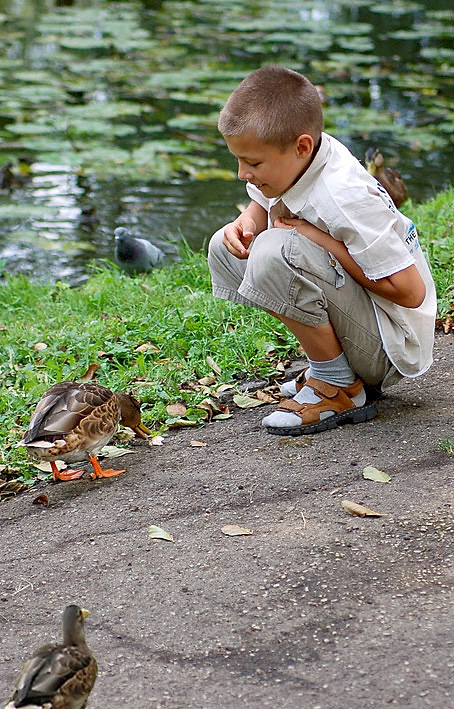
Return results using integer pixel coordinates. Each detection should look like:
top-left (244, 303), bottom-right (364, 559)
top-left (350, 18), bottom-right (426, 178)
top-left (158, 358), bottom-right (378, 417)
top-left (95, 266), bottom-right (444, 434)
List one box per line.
top-left (274, 132), bottom-right (331, 214)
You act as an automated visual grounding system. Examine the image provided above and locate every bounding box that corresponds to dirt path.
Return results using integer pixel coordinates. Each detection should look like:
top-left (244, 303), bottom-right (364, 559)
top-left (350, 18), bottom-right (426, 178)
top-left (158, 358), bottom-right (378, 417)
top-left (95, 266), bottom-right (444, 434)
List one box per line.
top-left (1, 333), bottom-right (453, 708)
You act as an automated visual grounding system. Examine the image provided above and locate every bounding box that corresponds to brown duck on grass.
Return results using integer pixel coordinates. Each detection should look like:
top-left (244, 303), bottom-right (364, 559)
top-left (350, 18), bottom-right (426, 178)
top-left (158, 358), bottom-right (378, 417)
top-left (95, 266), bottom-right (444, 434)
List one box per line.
top-left (17, 377), bottom-right (151, 481)
top-left (365, 147), bottom-right (408, 209)
top-left (5, 605), bottom-right (97, 709)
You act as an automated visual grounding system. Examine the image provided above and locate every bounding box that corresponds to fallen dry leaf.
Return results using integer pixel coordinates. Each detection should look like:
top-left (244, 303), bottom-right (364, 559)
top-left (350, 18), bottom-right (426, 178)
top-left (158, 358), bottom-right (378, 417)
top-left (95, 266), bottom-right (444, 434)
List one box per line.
top-left (148, 524), bottom-right (174, 542)
top-left (255, 389), bottom-right (278, 403)
top-left (97, 350), bottom-right (114, 359)
top-left (221, 524), bottom-right (253, 536)
top-left (216, 383), bottom-right (235, 393)
top-left (198, 375), bottom-right (217, 386)
top-left (206, 355), bottom-right (222, 375)
top-left (202, 398), bottom-right (229, 414)
top-left (32, 460), bottom-right (67, 473)
top-left (134, 342), bottom-right (160, 353)
top-left (99, 445), bottom-right (134, 459)
top-left (330, 486), bottom-right (344, 495)
top-left (150, 435), bottom-right (165, 446)
top-left (0, 479), bottom-right (27, 499)
top-left (115, 428), bottom-right (136, 443)
top-left (179, 380), bottom-right (208, 394)
top-left (194, 400), bottom-right (214, 421)
top-left (363, 465), bottom-right (391, 483)
top-left (196, 397), bottom-right (230, 422)
top-left (168, 419), bottom-right (198, 428)
top-left (32, 494), bottom-right (50, 507)
top-left (341, 500), bottom-right (388, 518)
top-left (166, 402), bottom-right (187, 417)
top-left (233, 393), bottom-right (266, 409)
top-left (79, 363), bottom-right (100, 382)
top-left (440, 315), bottom-right (453, 333)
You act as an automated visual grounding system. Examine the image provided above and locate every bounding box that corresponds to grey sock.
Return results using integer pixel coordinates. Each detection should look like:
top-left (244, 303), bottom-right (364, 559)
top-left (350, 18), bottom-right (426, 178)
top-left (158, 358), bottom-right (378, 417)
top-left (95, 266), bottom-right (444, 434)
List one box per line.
top-left (308, 353), bottom-right (356, 387)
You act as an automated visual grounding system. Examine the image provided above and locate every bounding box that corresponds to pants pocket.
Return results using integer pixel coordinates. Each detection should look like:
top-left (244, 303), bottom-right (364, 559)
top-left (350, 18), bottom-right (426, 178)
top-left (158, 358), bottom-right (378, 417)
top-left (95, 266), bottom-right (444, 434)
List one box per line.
top-left (327, 252), bottom-right (345, 289)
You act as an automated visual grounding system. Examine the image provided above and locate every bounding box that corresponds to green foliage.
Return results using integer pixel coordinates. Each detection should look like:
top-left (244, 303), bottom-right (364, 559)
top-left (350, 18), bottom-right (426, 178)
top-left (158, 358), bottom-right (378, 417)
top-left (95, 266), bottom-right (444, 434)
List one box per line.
top-left (408, 187), bottom-right (454, 318)
top-left (439, 438), bottom-right (454, 455)
top-left (0, 244), bottom-right (297, 481)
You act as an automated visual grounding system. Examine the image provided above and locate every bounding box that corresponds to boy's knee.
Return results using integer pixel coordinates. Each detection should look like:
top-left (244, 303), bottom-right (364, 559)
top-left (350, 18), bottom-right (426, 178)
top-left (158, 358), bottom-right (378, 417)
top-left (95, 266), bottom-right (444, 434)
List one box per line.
top-left (207, 228), bottom-right (230, 277)
top-left (248, 228), bottom-right (286, 284)
top-left (207, 228), bottom-right (225, 262)
top-left (208, 227), bottom-right (247, 291)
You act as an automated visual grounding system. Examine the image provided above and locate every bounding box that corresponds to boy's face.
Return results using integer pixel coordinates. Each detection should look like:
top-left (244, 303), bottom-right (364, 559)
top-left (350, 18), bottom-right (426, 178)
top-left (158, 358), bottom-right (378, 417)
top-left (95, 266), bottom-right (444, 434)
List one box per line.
top-left (224, 132), bottom-right (314, 199)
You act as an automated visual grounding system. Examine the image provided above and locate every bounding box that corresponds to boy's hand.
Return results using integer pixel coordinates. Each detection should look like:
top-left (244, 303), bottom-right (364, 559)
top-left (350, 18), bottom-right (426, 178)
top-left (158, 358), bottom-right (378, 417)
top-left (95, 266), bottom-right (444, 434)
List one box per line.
top-left (274, 216), bottom-right (332, 249)
top-left (223, 216), bottom-right (256, 259)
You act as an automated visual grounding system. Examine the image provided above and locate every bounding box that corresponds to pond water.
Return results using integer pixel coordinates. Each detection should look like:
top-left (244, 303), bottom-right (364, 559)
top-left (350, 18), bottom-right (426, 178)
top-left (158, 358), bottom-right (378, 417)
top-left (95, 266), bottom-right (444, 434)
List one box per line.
top-left (0, 0), bottom-right (453, 284)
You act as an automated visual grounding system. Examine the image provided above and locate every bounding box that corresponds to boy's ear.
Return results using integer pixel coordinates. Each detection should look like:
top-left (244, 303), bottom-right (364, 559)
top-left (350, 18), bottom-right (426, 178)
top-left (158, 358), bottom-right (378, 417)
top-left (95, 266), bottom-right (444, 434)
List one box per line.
top-left (295, 134), bottom-right (314, 157)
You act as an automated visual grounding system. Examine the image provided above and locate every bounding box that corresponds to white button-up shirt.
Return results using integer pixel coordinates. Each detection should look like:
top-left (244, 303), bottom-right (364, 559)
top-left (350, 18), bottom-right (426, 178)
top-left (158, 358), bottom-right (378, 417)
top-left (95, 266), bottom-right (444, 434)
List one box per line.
top-left (246, 133), bottom-right (436, 377)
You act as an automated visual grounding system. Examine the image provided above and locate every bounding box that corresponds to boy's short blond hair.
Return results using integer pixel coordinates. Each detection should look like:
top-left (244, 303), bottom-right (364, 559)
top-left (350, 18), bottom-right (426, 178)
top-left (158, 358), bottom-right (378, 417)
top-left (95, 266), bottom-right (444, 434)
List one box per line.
top-left (218, 65), bottom-right (323, 151)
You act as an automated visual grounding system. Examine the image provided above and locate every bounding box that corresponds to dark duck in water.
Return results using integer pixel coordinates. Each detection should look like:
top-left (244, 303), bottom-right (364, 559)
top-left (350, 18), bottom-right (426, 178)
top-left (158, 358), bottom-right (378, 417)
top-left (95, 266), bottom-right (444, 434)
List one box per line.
top-left (365, 147), bottom-right (408, 209)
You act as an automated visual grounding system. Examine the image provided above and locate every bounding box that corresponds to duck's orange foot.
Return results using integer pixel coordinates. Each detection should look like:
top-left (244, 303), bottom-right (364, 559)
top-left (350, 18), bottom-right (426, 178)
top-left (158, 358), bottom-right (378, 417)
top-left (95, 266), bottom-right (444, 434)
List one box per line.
top-left (56, 468), bottom-right (85, 481)
top-left (51, 461), bottom-right (85, 481)
top-left (89, 456), bottom-right (126, 480)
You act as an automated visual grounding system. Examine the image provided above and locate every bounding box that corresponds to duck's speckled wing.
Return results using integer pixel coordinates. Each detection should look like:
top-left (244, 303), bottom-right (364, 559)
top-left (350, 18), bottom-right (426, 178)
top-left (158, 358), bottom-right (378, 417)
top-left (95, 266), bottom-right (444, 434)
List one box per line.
top-left (23, 382), bottom-right (115, 444)
top-left (11, 642), bottom-right (97, 708)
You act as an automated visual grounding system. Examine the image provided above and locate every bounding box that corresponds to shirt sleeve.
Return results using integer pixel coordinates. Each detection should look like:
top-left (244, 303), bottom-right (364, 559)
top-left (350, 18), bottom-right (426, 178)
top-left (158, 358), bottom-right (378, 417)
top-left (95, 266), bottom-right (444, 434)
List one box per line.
top-left (328, 192), bottom-right (415, 281)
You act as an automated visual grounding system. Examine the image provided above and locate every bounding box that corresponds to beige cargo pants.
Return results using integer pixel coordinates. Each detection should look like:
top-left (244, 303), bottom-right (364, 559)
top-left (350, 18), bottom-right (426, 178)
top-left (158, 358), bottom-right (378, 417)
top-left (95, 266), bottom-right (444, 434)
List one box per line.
top-left (208, 226), bottom-right (402, 389)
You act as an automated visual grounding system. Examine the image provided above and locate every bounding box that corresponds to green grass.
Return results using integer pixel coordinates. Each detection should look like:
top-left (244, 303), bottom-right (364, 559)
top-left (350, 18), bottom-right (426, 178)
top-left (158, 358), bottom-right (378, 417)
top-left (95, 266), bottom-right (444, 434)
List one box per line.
top-left (1, 189), bottom-right (453, 483)
top-left (439, 438), bottom-right (454, 456)
top-left (406, 187), bottom-right (454, 319)
top-left (0, 243), bottom-right (298, 481)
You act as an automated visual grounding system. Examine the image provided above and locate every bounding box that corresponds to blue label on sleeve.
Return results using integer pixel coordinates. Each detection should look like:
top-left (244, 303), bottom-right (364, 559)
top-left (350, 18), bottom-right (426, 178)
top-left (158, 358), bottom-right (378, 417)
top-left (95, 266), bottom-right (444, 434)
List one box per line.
top-left (405, 223), bottom-right (419, 253)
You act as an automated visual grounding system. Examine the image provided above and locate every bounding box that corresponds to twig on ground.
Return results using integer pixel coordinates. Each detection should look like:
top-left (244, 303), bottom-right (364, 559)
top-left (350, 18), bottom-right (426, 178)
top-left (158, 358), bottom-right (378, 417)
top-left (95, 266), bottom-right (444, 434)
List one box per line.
top-left (12, 579), bottom-right (34, 596)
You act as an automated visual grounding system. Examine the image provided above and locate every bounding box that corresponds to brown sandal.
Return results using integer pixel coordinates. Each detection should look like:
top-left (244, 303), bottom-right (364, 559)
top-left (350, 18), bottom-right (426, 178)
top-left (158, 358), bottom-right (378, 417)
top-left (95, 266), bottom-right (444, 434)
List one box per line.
top-left (266, 377), bottom-right (377, 436)
top-left (279, 367), bottom-right (309, 397)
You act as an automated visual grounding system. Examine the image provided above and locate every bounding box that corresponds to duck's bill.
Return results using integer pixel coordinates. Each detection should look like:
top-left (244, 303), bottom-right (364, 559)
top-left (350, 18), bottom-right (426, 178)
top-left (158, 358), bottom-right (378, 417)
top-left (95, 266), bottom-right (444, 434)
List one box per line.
top-left (133, 422), bottom-right (152, 439)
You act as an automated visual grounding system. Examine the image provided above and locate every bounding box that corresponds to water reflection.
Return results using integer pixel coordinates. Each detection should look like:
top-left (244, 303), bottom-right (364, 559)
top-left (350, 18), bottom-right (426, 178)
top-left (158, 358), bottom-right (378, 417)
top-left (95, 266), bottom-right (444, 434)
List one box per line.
top-left (0, 0), bottom-right (453, 284)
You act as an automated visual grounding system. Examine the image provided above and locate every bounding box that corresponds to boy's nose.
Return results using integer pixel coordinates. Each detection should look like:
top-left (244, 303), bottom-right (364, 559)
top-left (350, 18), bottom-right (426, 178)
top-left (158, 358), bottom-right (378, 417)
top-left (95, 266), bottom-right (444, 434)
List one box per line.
top-left (237, 161), bottom-right (252, 181)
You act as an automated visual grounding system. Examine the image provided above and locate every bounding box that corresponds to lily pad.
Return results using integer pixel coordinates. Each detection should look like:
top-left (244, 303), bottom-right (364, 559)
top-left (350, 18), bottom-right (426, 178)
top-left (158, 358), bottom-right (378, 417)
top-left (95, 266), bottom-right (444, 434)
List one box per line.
top-left (0, 204), bottom-right (58, 219)
top-left (59, 37), bottom-right (114, 50)
top-left (328, 52), bottom-right (380, 66)
top-left (370, 3), bottom-right (423, 15)
top-left (66, 118), bottom-right (137, 138)
top-left (5, 122), bottom-right (57, 135)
